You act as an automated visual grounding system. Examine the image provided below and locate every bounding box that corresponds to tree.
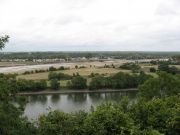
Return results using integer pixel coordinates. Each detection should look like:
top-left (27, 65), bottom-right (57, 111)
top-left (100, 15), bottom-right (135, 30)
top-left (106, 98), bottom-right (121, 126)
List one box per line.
top-left (0, 75), bottom-right (37, 134)
top-left (38, 111), bottom-right (87, 135)
top-left (158, 64), bottom-right (179, 74)
top-left (139, 72), bottom-right (180, 100)
top-left (16, 79), bottom-right (47, 91)
top-left (75, 65), bottom-right (78, 69)
top-left (130, 95), bottom-right (180, 135)
top-left (0, 35), bottom-right (9, 50)
top-left (89, 76), bottom-right (105, 90)
top-left (49, 66), bottom-right (57, 71)
top-left (48, 72), bottom-right (72, 80)
top-left (120, 63), bottom-right (141, 73)
top-left (70, 76), bottom-right (87, 89)
top-left (84, 103), bottom-right (138, 135)
top-left (50, 79), bottom-right (60, 90)
top-left (149, 67), bottom-right (156, 73)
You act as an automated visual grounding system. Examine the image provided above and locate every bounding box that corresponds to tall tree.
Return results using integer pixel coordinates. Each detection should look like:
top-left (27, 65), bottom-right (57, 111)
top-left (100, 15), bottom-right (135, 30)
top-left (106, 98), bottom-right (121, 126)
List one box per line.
top-left (0, 35), bottom-right (9, 50)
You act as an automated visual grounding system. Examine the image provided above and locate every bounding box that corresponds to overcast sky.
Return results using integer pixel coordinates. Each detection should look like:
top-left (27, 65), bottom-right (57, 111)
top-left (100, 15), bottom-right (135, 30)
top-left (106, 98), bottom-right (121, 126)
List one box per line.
top-left (0, 0), bottom-right (180, 52)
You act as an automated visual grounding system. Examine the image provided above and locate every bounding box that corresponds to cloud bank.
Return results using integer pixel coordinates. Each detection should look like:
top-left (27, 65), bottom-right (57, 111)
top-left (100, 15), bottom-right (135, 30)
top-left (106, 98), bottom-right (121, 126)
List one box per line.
top-left (0, 0), bottom-right (180, 51)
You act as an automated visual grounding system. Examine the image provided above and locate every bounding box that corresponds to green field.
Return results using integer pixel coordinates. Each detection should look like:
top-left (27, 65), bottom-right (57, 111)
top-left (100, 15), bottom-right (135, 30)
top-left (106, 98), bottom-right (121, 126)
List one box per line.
top-left (17, 67), bottom-right (131, 80)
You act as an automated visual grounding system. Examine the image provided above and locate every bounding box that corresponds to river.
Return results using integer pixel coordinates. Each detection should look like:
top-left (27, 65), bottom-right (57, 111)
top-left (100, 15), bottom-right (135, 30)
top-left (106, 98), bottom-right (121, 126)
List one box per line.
top-left (24, 91), bottom-right (137, 121)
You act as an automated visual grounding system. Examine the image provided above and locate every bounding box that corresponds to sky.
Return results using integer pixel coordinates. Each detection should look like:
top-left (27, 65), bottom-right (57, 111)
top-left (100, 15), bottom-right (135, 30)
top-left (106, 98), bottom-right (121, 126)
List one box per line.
top-left (0, 0), bottom-right (180, 52)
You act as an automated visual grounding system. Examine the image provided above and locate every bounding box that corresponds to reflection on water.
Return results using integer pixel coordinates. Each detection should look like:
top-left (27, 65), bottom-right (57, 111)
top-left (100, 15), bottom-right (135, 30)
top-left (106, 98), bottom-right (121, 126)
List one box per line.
top-left (68, 93), bottom-right (87, 103)
top-left (28, 95), bottom-right (47, 105)
top-left (24, 91), bottom-right (137, 120)
top-left (51, 95), bottom-right (60, 103)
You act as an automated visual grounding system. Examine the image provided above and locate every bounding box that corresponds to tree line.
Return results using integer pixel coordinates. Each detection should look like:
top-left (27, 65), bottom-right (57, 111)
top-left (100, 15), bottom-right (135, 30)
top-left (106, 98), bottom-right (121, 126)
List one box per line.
top-left (1, 51), bottom-right (179, 60)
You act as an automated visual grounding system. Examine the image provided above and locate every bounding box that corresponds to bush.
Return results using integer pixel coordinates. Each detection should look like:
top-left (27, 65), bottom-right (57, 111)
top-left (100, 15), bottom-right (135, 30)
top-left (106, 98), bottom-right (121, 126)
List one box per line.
top-left (36, 80), bottom-right (47, 90)
top-left (69, 76), bottom-right (87, 89)
top-left (23, 71), bottom-right (33, 75)
top-left (89, 72), bottom-right (151, 90)
top-left (130, 96), bottom-right (180, 134)
top-left (84, 103), bottom-right (137, 135)
top-left (104, 64), bottom-right (110, 68)
top-left (139, 72), bottom-right (180, 100)
top-left (49, 66), bottom-right (57, 71)
top-left (35, 69), bottom-right (47, 73)
top-left (16, 79), bottom-right (47, 91)
top-left (120, 63), bottom-right (141, 72)
top-left (50, 79), bottom-right (60, 90)
top-left (38, 111), bottom-right (87, 135)
top-left (89, 76), bottom-right (107, 90)
top-left (158, 64), bottom-right (180, 74)
top-left (149, 67), bottom-right (156, 73)
top-left (58, 66), bottom-right (65, 70)
top-left (48, 72), bottom-right (72, 80)
top-left (75, 65), bottom-right (78, 69)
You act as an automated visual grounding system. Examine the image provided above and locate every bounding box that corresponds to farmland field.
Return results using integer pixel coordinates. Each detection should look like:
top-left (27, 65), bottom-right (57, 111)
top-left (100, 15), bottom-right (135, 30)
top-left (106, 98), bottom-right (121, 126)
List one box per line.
top-left (17, 67), bottom-right (131, 80)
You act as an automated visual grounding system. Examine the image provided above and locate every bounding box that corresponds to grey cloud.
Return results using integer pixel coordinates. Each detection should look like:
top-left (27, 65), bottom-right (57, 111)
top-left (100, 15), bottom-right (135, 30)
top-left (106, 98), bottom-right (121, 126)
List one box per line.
top-left (54, 15), bottom-right (83, 25)
top-left (1, 0), bottom-right (180, 52)
top-left (156, 6), bottom-right (179, 16)
top-left (155, 0), bottom-right (180, 16)
top-left (61, 0), bottom-right (96, 9)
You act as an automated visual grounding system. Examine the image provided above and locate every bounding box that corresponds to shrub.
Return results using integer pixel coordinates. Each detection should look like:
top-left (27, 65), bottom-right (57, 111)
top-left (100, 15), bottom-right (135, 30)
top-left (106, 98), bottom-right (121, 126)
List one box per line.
top-left (16, 79), bottom-right (47, 91)
top-left (89, 72), bottom-right (151, 90)
top-left (139, 72), bottom-right (180, 100)
top-left (75, 65), bottom-right (78, 69)
top-left (58, 66), bottom-right (65, 70)
top-left (48, 72), bottom-right (72, 80)
top-left (120, 63), bottom-right (141, 72)
top-left (49, 66), bottom-right (57, 71)
top-left (158, 64), bottom-right (180, 74)
top-left (70, 76), bottom-right (87, 89)
top-left (149, 67), bottom-right (156, 73)
top-left (50, 79), bottom-right (60, 90)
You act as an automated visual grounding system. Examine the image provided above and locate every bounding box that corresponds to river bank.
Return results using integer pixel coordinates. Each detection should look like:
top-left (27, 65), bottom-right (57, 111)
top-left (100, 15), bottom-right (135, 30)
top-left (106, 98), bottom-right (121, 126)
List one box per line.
top-left (18, 88), bottom-right (138, 96)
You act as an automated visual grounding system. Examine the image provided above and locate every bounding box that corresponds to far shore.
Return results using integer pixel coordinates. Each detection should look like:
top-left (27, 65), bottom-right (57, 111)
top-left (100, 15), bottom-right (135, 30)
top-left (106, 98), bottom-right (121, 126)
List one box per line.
top-left (18, 88), bottom-right (138, 96)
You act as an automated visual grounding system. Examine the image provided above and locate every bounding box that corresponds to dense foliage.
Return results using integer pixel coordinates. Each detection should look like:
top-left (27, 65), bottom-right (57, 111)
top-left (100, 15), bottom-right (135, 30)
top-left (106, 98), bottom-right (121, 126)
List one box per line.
top-left (0, 74), bottom-right (37, 135)
top-left (67, 76), bottom-right (87, 89)
top-left (139, 72), bottom-right (180, 100)
top-left (1, 70), bottom-right (180, 135)
top-left (158, 64), bottom-right (180, 74)
top-left (50, 79), bottom-right (60, 90)
top-left (0, 35), bottom-right (9, 50)
top-left (16, 79), bottom-right (47, 91)
top-left (149, 67), bottom-right (156, 72)
top-left (1, 51), bottom-right (179, 60)
top-left (89, 72), bottom-right (151, 90)
top-left (48, 72), bottom-right (72, 80)
top-left (120, 63), bottom-right (141, 72)
top-left (37, 95), bottom-right (180, 135)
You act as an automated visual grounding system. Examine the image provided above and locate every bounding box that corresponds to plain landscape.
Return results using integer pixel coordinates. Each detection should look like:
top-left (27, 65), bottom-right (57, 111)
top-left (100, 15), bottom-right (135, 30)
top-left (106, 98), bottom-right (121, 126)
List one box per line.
top-left (1, 0), bottom-right (180, 134)
top-left (0, 48), bottom-right (180, 135)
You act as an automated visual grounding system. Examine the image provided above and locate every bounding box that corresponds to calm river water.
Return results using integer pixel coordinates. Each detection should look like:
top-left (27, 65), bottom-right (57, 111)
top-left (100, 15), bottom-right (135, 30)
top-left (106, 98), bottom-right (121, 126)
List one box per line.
top-left (24, 91), bottom-right (137, 120)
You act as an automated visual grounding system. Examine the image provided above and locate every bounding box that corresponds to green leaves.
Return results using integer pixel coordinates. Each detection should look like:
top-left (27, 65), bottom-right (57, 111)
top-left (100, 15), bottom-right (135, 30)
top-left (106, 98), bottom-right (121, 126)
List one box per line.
top-left (84, 103), bottom-right (137, 135)
top-left (139, 72), bottom-right (180, 100)
top-left (0, 35), bottom-right (9, 50)
top-left (68, 76), bottom-right (87, 89)
top-left (50, 79), bottom-right (60, 90)
top-left (130, 95), bottom-right (180, 134)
